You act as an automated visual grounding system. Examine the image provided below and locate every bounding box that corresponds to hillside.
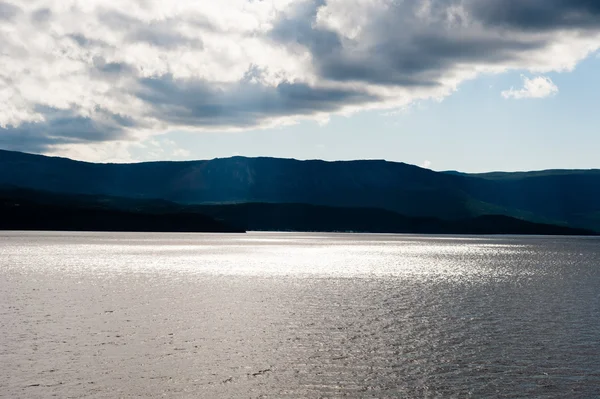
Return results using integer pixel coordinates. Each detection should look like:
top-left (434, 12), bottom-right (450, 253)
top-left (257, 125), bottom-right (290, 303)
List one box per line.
top-left (0, 191), bottom-right (243, 233)
top-left (1, 149), bottom-right (600, 231)
top-left (0, 187), bottom-right (594, 235)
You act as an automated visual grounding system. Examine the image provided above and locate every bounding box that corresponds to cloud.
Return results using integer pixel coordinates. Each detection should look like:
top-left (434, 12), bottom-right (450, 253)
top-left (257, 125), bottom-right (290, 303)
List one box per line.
top-left (0, 1), bottom-right (20, 21)
top-left (501, 76), bottom-right (559, 99)
top-left (469, 0), bottom-right (600, 30)
top-left (0, 0), bottom-right (599, 158)
top-left (0, 107), bottom-right (135, 153)
top-left (135, 73), bottom-right (376, 128)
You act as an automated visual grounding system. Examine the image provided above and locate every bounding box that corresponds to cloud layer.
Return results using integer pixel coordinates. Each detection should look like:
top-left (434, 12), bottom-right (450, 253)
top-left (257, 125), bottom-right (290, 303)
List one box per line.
top-left (1, 0), bottom-right (600, 157)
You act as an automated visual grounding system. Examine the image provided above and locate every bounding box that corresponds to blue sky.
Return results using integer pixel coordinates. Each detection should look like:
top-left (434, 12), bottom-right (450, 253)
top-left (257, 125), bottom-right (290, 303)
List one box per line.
top-left (1, 0), bottom-right (600, 172)
top-left (133, 54), bottom-right (600, 172)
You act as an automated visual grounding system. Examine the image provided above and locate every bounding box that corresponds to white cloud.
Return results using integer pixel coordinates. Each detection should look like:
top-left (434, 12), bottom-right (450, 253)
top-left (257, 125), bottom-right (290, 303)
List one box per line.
top-left (0, 0), bottom-right (599, 159)
top-left (422, 160), bottom-right (432, 169)
top-left (501, 76), bottom-right (559, 100)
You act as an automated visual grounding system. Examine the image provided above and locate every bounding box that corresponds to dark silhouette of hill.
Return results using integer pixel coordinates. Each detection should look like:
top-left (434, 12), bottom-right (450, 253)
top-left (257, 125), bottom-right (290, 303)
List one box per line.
top-left (191, 202), bottom-right (595, 235)
top-left (447, 169), bottom-right (600, 230)
top-left (1, 149), bottom-right (600, 231)
top-left (0, 189), bottom-right (243, 233)
top-left (0, 187), bottom-right (594, 236)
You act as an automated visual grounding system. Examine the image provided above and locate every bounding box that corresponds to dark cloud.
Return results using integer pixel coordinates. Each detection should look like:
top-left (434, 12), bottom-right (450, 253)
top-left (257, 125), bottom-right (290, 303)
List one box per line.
top-left (0, 108), bottom-right (135, 153)
top-left (136, 73), bottom-right (378, 127)
top-left (315, 32), bottom-right (544, 86)
top-left (268, 0), bottom-right (600, 87)
top-left (469, 0), bottom-right (600, 30)
top-left (31, 8), bottom-right (52, 24)
top-left (92, 57), bottom-right (135, 76)
top-left (0, 1), bottom-right (20, 21)
top-left (68, 34), bottom-right (111, 49)
top-left (96, 61), bottom-right (131, 75)
top-left (270, 0), bottom-right (340, 57)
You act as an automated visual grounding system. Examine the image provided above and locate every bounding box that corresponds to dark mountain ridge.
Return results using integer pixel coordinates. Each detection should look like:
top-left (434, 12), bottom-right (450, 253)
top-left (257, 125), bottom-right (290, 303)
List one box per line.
top-left (1, 149), bottom-right (600, 231)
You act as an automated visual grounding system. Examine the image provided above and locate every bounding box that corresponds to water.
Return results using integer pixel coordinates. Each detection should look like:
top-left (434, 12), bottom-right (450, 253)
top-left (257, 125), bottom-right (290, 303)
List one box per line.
top-left (1, 232), bottom-right (599, 398)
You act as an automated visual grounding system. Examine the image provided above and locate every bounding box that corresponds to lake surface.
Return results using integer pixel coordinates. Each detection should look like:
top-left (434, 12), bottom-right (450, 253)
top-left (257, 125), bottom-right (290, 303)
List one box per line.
top-left (1, 232), bottom-right (599, 398)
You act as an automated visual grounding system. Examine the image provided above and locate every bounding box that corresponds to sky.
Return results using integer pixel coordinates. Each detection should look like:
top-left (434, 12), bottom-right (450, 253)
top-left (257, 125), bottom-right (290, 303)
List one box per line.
top-left (1, 0), bottom-right (600, 172)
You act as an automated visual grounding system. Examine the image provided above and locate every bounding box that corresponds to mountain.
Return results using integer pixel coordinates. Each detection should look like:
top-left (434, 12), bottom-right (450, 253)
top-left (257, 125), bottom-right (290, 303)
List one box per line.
top-left (0, 149), bottom-right (473, 219)
top-left (1, 148), bottom-right (600, 231)
top-left (449, 170), bottom-right (600, 231)
top-left (0, 187), bottom-right (594, 236)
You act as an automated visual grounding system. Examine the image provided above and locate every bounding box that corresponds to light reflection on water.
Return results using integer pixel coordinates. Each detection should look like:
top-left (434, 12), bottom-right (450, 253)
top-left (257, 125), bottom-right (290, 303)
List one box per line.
top-left (1, 232), bottom-right (599, 398)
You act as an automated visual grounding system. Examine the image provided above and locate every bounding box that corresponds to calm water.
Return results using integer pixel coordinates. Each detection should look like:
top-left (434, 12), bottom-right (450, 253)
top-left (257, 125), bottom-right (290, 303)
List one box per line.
top-left (1, 232), bottom-right (599, 398)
